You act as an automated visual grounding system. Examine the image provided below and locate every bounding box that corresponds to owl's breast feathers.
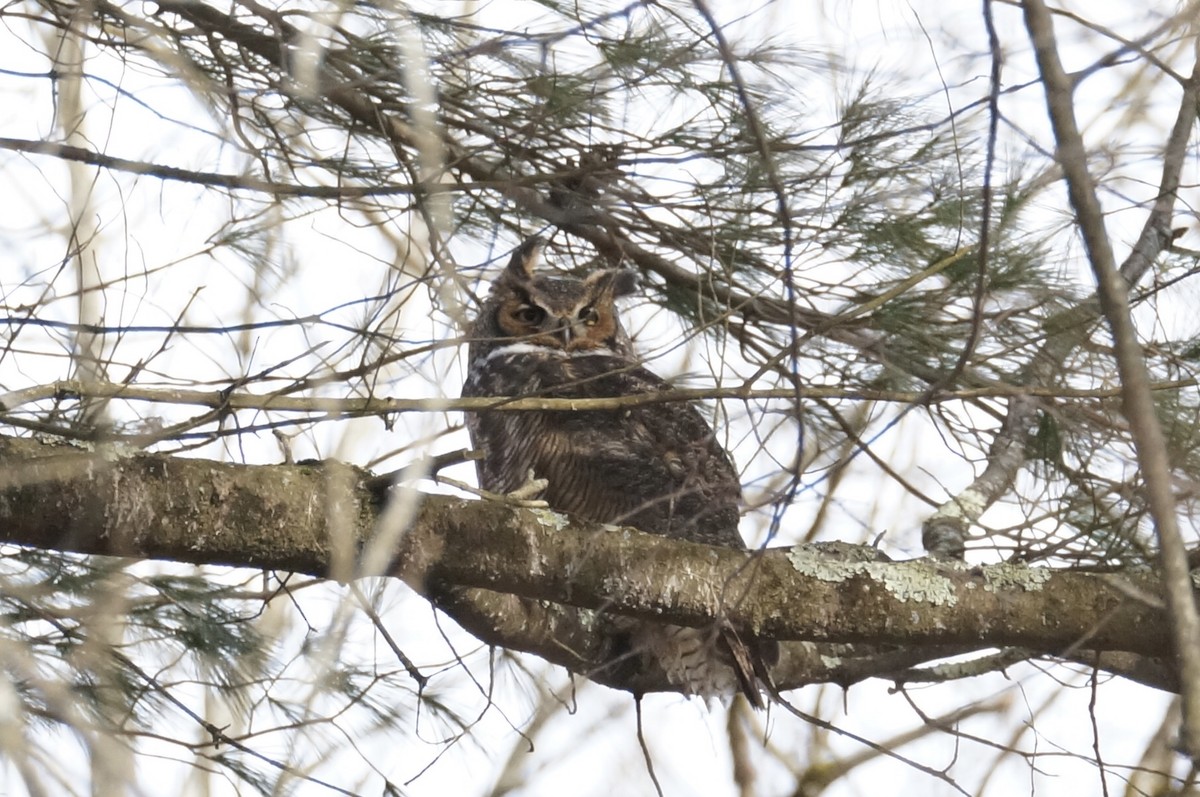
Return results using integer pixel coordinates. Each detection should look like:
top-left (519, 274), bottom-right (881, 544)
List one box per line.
top-left (463, 345), bottom-right (742, 548)
top-left (463, 344), bottom-right (778, 707)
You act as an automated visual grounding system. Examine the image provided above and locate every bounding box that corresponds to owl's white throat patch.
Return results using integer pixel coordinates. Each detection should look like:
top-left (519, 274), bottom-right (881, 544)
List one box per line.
top-left (465, 342), bottom-right (619, 388)
top-left (481, 342), bottom-right (618, 362)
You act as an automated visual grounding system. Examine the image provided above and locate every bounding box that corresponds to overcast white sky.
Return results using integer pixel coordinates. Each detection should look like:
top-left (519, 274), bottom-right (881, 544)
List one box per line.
top-left (0, 1), bottom-right (1193, 795)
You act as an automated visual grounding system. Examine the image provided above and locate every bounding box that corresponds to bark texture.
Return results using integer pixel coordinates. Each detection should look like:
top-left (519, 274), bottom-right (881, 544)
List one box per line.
top-left (0, 434), bottom-right (1178, 694)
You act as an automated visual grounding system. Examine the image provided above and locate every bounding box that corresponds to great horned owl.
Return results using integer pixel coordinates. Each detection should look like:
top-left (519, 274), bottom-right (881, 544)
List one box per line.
top-left (461, 237), bottom-right (775, 707)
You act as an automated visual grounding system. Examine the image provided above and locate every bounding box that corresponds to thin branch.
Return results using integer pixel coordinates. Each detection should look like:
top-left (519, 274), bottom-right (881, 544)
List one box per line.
top-left (0, 136), bottom-right (430, 198)
top-left (3, 378), bottom-right (1196, 420)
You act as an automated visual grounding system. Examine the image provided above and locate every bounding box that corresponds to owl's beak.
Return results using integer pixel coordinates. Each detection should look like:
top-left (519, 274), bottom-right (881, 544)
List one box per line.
top-left (552, 317), bottom-right (579, 346)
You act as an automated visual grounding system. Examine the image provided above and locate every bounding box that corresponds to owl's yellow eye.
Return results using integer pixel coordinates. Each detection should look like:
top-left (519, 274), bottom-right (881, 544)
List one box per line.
top-left (579, 305), bottom-right (600, 326)
top-left (512, 305), bottom-right (545, 325)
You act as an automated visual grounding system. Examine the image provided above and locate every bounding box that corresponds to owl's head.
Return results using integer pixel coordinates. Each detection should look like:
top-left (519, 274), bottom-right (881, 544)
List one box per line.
top-left (475, 238), bottom-right (639, 354)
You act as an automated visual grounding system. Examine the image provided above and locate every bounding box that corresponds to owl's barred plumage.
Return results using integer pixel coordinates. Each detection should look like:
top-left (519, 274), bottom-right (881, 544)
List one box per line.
top-left (462, 238), bottom-right (775, 707)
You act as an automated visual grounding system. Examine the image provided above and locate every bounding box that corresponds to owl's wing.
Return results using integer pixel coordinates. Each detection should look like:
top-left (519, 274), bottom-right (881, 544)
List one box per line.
top-left (465, 350), bottom-right (744, 549)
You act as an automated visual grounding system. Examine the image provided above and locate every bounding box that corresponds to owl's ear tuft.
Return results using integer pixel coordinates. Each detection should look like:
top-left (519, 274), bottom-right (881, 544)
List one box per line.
top-left (610, 268), bottom-right (640, 298)
top-left (587, 268), bottom-right (640, 298)
top-left (505, 237), bottom-right (544, 281)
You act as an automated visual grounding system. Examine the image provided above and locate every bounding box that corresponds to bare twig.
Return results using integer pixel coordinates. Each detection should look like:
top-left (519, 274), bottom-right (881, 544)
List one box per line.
top-left (3, 378), bottom-right (1195, 419)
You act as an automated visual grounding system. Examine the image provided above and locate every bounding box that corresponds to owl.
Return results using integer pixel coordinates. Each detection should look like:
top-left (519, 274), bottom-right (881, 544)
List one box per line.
top-left (461, 237), bottom-right (775, 707)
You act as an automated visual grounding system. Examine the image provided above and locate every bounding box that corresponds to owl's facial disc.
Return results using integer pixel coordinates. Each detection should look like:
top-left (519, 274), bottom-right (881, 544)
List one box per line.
top-left (497, 295), bottom-right (614, 351)
top-left (489, 254), bottom-right (629, 352)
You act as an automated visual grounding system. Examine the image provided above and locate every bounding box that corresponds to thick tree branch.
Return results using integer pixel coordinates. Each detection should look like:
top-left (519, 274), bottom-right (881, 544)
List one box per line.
top-left (0, 434), bottom-right (1182, 698)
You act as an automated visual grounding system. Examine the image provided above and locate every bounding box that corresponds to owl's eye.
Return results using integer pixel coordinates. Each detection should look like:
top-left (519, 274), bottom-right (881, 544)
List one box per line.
top-left (579, 305), bottom-right (600, 326)
top-left (512, 305), bottom-right (546, 325)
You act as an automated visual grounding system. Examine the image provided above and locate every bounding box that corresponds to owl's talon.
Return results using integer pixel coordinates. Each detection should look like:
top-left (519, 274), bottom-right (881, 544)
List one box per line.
top-left (508, 469), bottom-right (549, 501)
top-left (485, 490), bottom-right (548, 508)
top-left (476, 470), bottom-right (549, 507)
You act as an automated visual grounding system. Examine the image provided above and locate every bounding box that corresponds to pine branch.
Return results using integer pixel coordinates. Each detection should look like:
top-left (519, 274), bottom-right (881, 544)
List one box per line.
top-left (924, 2), bottom-right (1200, 559)
top-left (1023, 0), bottom-right (1200, 759)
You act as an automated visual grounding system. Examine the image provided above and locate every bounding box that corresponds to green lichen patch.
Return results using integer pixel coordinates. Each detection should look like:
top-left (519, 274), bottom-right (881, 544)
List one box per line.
top-left (786, 547), bottom-right (874, 582)
top-left (787, 547), bottom-right (958, 606)
top-left (528, 507), bottom-right (571, 532)
top-left (874, 562), bottom-right (958, 606)
top-left (980, 563), bottom-right (1052, 593)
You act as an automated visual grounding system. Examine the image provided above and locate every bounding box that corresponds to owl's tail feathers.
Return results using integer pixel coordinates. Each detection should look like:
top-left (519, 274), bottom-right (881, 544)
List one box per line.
top-left (719, 624), bottom-right (778, 711)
